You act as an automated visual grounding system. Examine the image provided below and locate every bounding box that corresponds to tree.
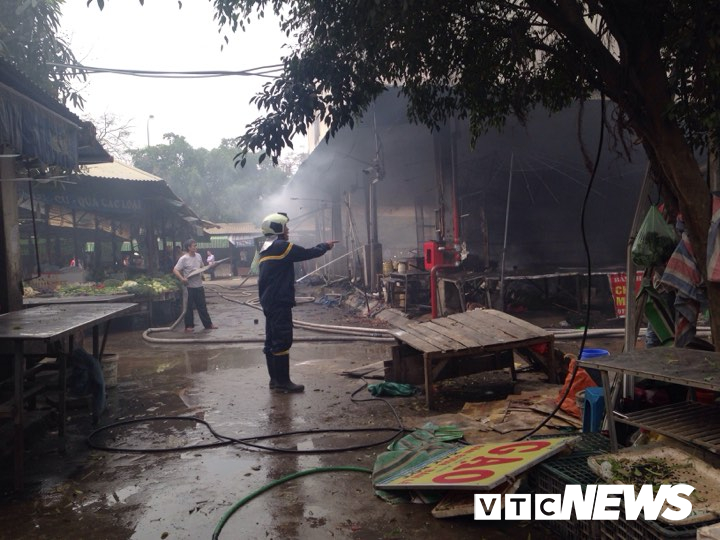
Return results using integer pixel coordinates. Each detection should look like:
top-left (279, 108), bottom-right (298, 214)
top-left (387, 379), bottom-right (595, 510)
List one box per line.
top-left (130, 134), bottom-right (289, 223)
top-left (203, 0), bottom-right (720, 342)
top-left (82, 0), bottom-right (720, 343)
top-left (85, 112), bottom-right (135, 162)
top-left (0, 0), bottom-right (86, 108)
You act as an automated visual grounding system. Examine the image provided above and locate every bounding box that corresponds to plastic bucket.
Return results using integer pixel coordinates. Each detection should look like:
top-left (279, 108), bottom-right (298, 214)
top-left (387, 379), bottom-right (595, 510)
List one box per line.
top-left (580, 348), bottom-right (609, 360)
top-left (101, 353), bottom-right (119, 388)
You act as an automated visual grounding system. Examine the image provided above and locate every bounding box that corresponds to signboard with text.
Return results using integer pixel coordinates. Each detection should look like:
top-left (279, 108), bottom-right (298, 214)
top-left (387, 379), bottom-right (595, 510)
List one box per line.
top-left (374, 437), bottom-right (576, 491)
top-left (608, 272), bottom-right (644, 318)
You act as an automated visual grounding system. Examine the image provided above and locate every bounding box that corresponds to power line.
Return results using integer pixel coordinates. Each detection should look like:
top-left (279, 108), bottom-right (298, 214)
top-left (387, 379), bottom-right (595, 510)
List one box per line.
top-left (49, 62), bottom-right (284, 79)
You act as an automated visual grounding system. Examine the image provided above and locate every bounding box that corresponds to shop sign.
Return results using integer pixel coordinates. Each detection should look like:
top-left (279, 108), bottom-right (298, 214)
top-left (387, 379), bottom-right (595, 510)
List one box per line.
top-left (374, 437), bottom-right (576, 490)
top-left (607, 271), bottom-right (643, 318)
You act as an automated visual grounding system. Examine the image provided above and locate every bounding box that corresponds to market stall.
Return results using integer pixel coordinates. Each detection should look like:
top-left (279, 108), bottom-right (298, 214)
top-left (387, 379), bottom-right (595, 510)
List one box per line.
top-left (17, 161), bottom-right (214, 281)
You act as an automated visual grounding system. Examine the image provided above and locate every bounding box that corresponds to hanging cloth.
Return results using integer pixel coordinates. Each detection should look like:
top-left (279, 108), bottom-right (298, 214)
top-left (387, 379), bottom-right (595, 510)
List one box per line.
top-left (661, 233), bottom-right (706, 347)
top-left (707, 192), bottom-right (720, 282)
top-left (660, 233), bottom-right (705, 303)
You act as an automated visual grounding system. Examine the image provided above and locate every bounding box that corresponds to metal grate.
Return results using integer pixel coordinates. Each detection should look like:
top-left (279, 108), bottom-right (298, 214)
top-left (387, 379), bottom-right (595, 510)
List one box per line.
top-left (616, 402), bottom-right (720, 453)
top-left (598, 508), bottom-right (720, 539)
top-left (529, 448), bottom-right (603, 538)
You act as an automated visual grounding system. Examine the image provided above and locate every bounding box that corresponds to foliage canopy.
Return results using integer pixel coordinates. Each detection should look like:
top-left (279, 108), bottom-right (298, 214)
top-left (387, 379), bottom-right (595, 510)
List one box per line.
top-left (206, 1), bottom-right (720, 168)
top-left (1, 0), bottom-right (86, 108)
top-left (131, 134), bottom-right (291, 223)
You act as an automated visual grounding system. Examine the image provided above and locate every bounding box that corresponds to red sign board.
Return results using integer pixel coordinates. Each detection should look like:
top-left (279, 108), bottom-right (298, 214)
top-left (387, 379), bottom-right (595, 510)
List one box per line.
top-left (608, 271), bottom-right (644, 318)
top-left (373, 437), bottom-right (576, 491)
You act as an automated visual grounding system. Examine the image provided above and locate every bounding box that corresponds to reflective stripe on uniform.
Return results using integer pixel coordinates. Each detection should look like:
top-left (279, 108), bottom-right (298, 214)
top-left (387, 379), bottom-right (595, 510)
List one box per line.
top-left (259, 243), bottom-right (294, 264)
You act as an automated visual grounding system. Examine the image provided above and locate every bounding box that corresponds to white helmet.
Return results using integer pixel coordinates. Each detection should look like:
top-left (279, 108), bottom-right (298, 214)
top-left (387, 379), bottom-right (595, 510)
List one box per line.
top-left (261, 212), bottom-right (289, 236)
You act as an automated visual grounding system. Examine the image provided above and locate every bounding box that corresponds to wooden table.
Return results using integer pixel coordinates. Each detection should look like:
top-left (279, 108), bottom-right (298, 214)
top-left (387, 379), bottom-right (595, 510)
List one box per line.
top-left (388, 309), bottom-right (556, 409)
top-left (0, 302), bottom-right (138, 490)
top-left (23, 294), bottom-right (135, 306)
top-left (578, 348), bottom-right (720, 453)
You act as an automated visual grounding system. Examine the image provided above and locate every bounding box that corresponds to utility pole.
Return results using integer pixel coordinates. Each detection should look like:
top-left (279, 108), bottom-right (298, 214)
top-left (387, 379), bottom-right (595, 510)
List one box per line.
top-left (146, 114), bottom-right (154, 147)
top-left (365, 108), bottom-right (384, 293)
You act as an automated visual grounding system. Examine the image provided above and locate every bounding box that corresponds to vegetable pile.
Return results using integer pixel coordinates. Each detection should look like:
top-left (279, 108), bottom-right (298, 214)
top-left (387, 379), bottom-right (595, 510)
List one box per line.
top-left (24, 276), bottom-right (180, 298)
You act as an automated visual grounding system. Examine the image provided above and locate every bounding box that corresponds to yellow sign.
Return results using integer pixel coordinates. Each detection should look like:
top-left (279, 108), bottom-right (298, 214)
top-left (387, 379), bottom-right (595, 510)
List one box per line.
top-left (375, 437), bottom-right (576, 491)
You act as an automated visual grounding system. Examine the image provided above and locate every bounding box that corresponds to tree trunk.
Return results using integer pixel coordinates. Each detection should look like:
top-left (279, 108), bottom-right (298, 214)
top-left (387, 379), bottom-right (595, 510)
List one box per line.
top-left (641, 126), bottom-right (719, 347)
top-left (603, 38), bottom-right (719, 347)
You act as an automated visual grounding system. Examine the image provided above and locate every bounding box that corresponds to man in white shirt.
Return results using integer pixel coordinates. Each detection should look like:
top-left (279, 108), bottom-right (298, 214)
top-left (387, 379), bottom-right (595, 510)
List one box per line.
top-left (206, 250), bottom-right (216, 280)
top-left (173, 239), bottom-right (218, 332)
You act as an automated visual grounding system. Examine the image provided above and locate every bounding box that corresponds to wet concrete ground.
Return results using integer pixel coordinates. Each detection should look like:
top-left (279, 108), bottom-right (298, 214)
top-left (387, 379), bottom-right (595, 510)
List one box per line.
top-left (0, 280), bottom-right (600, 540)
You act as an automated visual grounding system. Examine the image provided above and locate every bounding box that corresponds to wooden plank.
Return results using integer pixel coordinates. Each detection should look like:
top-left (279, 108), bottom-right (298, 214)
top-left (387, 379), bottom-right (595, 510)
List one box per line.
top-left (479, 309), bottom-right (551, 338)
top-left (459, 309), bottom-right (542, 341)
top-left (390, 328), bottom-right (440, 354)
top-left (407, 321), bottom-right (467, 351)
top-left (376, 309), bottom-right (412, 330)
top-left (459, 311), bottom-right (538, 342)
top-left (446, 313), bottom-right (517, 345)
top-left (400, 324), bottom-right (453, 352)
top-left (424, 319), bottom-right (486, 349)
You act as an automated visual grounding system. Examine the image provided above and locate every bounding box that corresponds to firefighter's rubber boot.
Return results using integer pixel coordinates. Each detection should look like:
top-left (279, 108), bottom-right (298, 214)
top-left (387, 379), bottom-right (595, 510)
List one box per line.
top-left (274, 355), bottom-right (304, 393)
top-left (265, 354), bottom-right (278, 390)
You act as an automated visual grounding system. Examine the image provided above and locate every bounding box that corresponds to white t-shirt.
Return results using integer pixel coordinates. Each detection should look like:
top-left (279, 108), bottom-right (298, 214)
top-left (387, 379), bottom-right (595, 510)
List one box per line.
top-left (174, 252), bottom-right (204, 288)
top-left (207, 253), bottom-right (216, 265)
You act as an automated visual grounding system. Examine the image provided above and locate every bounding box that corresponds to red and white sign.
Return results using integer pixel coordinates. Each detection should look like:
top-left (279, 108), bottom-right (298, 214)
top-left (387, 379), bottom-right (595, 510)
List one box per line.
top-left (607, 272), bottom-right (644, 318)
top-left (374, 438), bottom-right (576, 490)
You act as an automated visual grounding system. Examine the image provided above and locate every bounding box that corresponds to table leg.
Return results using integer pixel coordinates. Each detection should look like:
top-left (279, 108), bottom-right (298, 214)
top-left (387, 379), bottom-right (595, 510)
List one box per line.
top-left (424, 353), bottom-right (434, 410)
top-left (58, 337), bottom-right (70, 449)
top-left (600, 370), bottom-right (618, 452)
top-left (92, 325), bottom-right (99, 358)
top-left (99, 321), bottom-right (111, 360)
top-left (545, 338), bottom-right (558, 384)
top-left (13, 341), bottom-right (24, 491)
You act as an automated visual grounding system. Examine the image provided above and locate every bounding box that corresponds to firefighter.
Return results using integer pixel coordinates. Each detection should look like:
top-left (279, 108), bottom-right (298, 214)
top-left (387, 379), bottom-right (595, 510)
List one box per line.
top-left (258, 212), bottom-right (337, 392)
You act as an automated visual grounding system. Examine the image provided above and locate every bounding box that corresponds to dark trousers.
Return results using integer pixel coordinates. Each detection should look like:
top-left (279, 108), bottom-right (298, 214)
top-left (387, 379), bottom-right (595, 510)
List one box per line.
top-left (263, 305), bottom-right (293, 356)
top-left (185, 287), bottom-right (213, 329)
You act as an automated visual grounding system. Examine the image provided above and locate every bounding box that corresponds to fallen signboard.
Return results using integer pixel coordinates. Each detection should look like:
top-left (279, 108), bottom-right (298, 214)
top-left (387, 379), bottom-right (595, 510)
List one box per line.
top-left (374, 437), bottom-right (577, 491)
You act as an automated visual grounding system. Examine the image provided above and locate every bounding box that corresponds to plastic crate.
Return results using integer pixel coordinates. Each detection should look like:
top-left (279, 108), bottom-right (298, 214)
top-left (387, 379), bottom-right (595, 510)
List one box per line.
top-left (568, 432), bottom-right (611, 455)
top-left (529, 439), bottom-right (720, 539)
top-left (529, 432), bottom-right (611, 456)
top-left (598, 508), bottom-right (720, 539)
top-left (529, 451), bottom-right (602, 538)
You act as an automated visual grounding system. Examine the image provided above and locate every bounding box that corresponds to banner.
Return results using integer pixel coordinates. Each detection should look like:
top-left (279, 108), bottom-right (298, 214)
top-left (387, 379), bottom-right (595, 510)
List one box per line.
top-left (607, 271), bottom-right (644, 318)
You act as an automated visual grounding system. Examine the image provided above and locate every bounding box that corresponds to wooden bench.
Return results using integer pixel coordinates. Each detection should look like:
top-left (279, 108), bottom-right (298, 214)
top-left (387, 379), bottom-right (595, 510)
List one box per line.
top-left (387, 308), bottom-right (556, 409)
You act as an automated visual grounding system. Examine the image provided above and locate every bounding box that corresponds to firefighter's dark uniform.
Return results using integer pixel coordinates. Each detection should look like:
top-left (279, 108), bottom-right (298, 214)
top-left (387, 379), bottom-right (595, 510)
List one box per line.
top-left (258, 237), bottom-right (331, 391)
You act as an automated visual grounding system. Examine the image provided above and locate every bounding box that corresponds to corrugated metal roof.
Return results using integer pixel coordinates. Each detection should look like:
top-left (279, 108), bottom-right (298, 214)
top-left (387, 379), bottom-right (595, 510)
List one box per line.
top-left (0, 57), bottom-right (111, 169)
top-left (77, 161), bottom-right (162, 181)
top-left (197, 237), bottom-right (230, 249)
top-left (206, 222), bottom-right (260, 235)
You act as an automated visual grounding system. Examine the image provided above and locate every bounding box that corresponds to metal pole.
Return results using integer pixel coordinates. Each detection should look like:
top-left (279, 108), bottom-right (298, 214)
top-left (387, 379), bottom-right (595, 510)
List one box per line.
top-left (499, 153), bottom-right (514, 312)
top-left (296, 247), bottom-right (363, 282)
top-left (146, 114), bottom-right (154, 147)
top-left (623, 164), bottom-right (653, 396)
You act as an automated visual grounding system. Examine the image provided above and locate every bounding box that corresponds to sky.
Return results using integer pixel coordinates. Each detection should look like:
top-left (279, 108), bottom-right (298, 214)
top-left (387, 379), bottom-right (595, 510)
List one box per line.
top-left (59, 1), bottom-right (293, 152)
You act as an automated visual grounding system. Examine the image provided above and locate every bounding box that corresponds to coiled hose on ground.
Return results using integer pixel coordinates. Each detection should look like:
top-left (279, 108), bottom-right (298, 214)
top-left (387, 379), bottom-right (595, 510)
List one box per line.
top-left (142, 283), bottom-right (396, 344)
